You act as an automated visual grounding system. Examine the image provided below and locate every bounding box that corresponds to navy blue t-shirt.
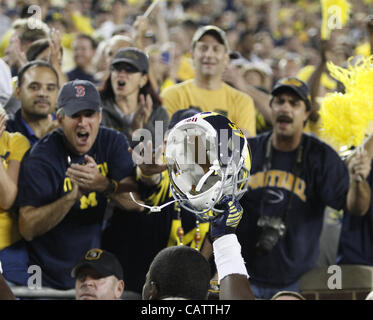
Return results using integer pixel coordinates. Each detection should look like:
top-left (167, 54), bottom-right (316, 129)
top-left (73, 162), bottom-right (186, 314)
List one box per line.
top-left (236, 132), bottom-right (349, 287)
top-left (17, 126), bottom-right (135, 289)
top-left (338, 159), bottom-right (373, 265)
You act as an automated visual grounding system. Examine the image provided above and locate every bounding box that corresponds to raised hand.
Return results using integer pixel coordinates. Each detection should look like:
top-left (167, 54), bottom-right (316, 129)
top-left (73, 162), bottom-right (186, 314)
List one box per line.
top-left (210, 195), bottom-right (243, 240)
top-left (49, 28), bottom-right (63, 67)
top-left (131, 94), bottom-right (153, 134)
top-left (348, 148), bottom-right (371, 182)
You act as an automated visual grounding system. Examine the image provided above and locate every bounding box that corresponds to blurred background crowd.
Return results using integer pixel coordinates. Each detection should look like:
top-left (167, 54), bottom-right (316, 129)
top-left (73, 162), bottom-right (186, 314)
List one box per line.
top-left (0, 0), bottom-right (372, 104)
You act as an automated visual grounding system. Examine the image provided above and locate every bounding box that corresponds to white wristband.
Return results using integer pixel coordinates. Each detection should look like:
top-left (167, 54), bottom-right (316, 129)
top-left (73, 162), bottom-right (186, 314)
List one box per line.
top-left (0, 261), bottom-right (2, 274)
top-left (213, 234), bottom-right (249, 284)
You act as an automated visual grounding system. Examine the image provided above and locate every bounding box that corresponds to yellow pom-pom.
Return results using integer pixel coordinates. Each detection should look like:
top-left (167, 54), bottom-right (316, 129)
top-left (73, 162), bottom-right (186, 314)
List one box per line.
top-left (319, 55), bottom-right (373, 149)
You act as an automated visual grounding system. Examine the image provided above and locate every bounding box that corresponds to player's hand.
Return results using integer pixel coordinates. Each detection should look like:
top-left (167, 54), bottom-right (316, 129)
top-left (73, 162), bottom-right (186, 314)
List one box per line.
top-left (210, 195), bottom-right (243, 241)
top-left (66, 155), bottom-right (109, 192)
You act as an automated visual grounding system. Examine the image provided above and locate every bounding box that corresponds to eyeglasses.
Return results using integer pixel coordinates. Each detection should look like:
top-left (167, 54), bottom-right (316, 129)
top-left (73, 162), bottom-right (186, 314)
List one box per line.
top-left (111, 63), bottom-right (139, 74)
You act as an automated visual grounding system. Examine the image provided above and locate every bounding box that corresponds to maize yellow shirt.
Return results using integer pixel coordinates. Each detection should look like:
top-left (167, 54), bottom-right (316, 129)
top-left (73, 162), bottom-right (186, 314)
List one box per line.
top-left (0, 131), bottom-right (30, 250)
top-left (161, 79), bottom-right (256, 137)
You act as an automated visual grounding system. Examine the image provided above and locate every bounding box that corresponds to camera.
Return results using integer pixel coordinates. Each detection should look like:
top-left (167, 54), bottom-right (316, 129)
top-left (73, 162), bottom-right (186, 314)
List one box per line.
top-left (255, 216), bottom-right (286, 255)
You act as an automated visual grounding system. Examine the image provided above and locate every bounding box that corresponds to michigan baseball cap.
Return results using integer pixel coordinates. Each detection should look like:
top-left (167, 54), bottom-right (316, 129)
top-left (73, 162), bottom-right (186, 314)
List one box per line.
top-left (111, 47), bottom-right (149, 73)
top-left (57, 80), bottom-right (101, 117)
top-left (271, 77), bottom-right (312, 111)
top-left (71, 248), bottom-right (123, 280)
top-left (191, 25), bottom-right (230, 51)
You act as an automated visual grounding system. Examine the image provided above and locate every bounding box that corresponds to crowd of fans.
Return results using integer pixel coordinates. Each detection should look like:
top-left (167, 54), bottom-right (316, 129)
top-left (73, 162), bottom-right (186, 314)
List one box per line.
top-left (1, 0), bottom-right (373, 300)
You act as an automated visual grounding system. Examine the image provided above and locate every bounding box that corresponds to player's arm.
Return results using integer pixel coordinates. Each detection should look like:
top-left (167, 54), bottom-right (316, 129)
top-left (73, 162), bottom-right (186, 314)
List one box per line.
top-left (19, 183), bottom-right (81, 241)
top-left (211, 196), bottom-right (254, 300)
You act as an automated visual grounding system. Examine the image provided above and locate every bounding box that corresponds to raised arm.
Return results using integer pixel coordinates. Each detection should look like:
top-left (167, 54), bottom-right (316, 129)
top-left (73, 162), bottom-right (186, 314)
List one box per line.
top-left (306, 40), bottom-right (329, 122)
top-left (210, 195), bottom-right (254, 300)
top-left (223, 62), bottom-right (272, 124)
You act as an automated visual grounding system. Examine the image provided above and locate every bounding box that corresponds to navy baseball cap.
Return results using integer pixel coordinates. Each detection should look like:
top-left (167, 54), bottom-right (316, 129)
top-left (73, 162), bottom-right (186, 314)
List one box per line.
top-left (111, 47), bottom-right (149, 73)
top-left (271, 77), bottom-right (312, 111)
top-left (71, 248), bottom-right (123, 280)
top-left (57, 80), bottom-right (101, 117)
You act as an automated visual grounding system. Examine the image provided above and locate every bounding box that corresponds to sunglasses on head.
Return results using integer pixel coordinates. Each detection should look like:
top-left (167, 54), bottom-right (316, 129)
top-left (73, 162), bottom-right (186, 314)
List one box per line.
top-left (111, 63), bottom-right (139, 74)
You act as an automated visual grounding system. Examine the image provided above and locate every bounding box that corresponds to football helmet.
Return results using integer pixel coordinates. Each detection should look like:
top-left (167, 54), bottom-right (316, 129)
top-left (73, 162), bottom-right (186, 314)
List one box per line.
top-left (165, 112), bottom-right (251, 221)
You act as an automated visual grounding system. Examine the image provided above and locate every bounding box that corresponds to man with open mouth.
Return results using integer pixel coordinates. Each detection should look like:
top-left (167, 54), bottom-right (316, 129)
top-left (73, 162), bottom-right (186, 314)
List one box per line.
top-left (15, 79), bottom-right (137, 290)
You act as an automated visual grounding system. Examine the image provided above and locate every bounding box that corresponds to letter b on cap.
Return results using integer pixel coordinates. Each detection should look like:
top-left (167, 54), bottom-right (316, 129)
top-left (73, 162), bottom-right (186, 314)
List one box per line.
top-left (75, 85), bottom-right (86, 97)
